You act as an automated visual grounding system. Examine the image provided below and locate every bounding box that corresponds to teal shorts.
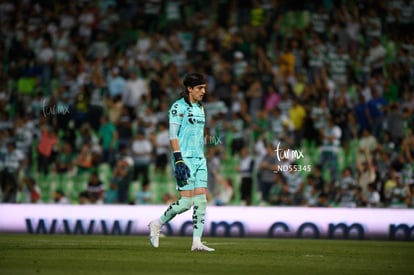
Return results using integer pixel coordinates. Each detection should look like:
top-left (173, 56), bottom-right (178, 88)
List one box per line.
top-left (174, 157), bottom-right (208, 191)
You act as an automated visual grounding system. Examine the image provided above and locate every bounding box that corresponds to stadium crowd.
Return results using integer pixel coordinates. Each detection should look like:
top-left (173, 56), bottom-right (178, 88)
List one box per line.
top-left (0, 0), bottom-right (413, 208)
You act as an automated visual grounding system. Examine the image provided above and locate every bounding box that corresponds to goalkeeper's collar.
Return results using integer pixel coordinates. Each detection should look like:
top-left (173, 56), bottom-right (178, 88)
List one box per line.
top-left (183, 96), bottom-right (203, 108)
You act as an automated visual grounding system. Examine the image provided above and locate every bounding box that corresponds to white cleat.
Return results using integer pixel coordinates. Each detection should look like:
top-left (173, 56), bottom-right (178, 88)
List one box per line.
top-left (191, 242), bottom-right (215, 252)
top-left (148, 220), bottom-right (162, 248)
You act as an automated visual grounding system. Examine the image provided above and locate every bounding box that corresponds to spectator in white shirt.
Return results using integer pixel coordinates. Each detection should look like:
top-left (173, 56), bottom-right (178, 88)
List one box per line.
top-left (122, 70), bottom-right (149, 114)
top-left (37, 38), bottom-right (54, 94)
top-left (131, 129), bottom-right (153, 188)
top-left (366, 182), bottom-right (381, 207)
top-left (368, 37), bottom-right (386, 78)
top-left (237, 146), bottom-right (255, 205)
top-left (210, 168), bottom-right (234, 206)
top-left (319, 116), bottom-right (342, 181)
top-left (153, 121), bottom-right (169, 175)
top-left (53, 189), bottom-right (70, 204)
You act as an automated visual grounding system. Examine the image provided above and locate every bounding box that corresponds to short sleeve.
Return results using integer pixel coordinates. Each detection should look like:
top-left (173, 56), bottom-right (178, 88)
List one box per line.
top-left (169, 101), bottom-right (186, 125)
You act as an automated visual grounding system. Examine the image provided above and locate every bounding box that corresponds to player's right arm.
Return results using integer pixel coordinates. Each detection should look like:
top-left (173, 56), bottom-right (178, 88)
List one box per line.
top-left (168, 101), bottom-right (185, 152)
top-left (170, 138), bottom-right (180, 152)
top-left (169, 101), bottom-right (190, 183)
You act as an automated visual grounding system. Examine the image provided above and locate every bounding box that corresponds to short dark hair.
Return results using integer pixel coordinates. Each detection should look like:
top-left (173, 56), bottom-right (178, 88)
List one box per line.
top-left (183, 73), bottom-right (206, 88)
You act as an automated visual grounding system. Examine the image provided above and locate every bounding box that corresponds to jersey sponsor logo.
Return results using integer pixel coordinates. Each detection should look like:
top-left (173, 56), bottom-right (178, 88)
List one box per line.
top-left (188, 118), bottom-right (204, 124)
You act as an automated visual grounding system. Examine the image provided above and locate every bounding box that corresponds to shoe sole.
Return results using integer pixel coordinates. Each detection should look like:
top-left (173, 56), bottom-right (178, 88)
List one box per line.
top-left (191, 247), bottom-right (215, 252)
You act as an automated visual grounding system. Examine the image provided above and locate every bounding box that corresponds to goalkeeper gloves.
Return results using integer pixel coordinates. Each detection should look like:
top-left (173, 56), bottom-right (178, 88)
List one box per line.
top-left (173, 152), bottom-right (191, 186)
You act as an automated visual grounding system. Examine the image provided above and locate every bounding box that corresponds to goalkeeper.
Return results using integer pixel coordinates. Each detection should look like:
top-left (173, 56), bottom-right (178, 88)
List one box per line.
top-left (148, 73), bottom-right (214, 252)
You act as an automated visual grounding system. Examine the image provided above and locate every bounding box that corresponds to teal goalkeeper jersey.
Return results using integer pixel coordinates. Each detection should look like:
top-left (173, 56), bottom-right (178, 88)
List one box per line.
top-left (169, 97), bottom-right (206, 158)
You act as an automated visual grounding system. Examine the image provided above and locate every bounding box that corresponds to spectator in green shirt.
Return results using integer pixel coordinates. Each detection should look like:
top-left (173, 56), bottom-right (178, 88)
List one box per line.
top-left (98, 115), bottom-right (118, 167)
top-left (382, 78), bottom-right (399, 104)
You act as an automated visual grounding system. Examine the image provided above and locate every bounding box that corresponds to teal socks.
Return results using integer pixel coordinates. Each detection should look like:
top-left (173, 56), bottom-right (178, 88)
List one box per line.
top-left (160, 196), bottom-right (193, 224)
top-left (192, 194), bottom-right (207, 237)
top-left (159, 194), bottom-right (208, 239)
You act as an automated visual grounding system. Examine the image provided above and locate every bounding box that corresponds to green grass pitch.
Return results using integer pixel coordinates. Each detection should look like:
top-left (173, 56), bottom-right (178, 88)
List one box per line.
top-left (0, 234), bottom-right (413, 275)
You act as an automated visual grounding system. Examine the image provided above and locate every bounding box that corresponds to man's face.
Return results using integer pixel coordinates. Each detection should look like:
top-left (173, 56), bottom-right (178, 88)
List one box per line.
top-left (188, 84), bottom-right (207, 103)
